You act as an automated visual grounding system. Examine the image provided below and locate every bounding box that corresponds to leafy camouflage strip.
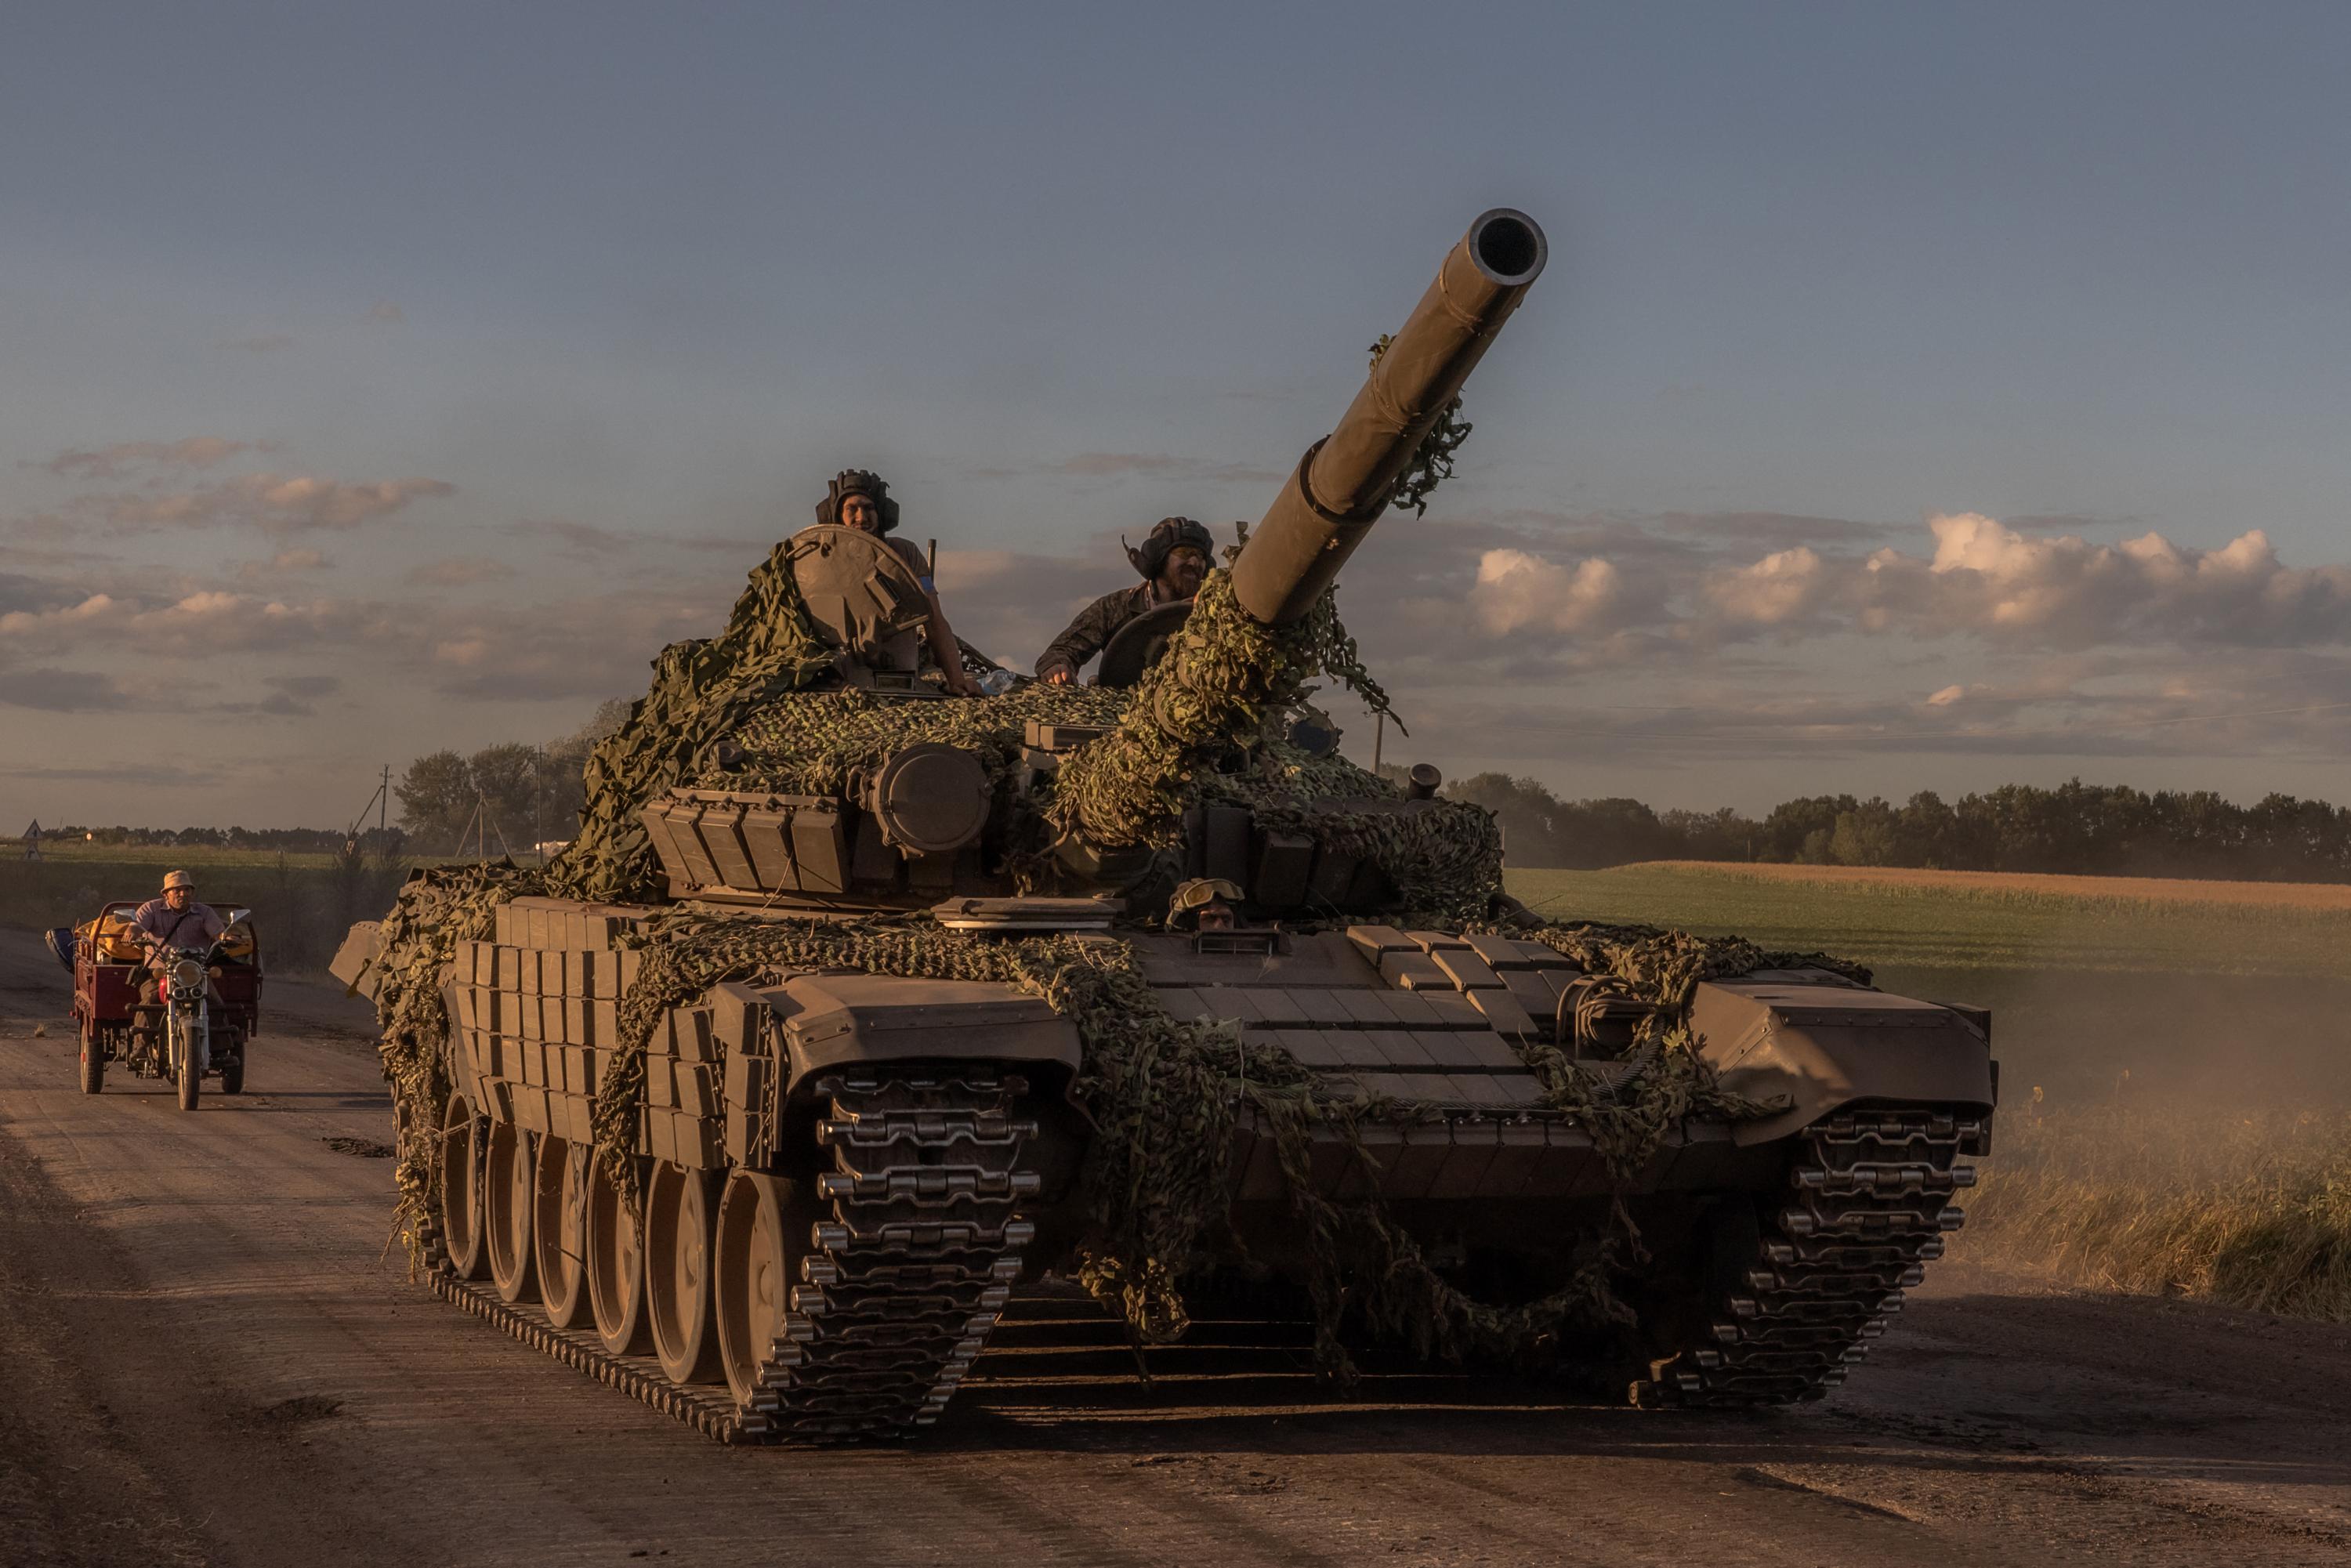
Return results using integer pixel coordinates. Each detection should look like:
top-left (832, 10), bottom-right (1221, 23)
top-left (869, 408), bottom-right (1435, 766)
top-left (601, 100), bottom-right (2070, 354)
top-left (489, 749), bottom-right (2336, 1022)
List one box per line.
top-left (1370, 332), bottom-right (1472, 520)
top-left (1048, 568), bottom-right (1412, 850)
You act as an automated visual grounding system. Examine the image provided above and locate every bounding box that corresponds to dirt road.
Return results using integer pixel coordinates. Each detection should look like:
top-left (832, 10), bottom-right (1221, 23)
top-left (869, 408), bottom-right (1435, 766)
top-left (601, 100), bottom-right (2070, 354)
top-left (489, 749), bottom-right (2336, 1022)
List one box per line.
top-left (3, 931), bottom-right (2348, 1567)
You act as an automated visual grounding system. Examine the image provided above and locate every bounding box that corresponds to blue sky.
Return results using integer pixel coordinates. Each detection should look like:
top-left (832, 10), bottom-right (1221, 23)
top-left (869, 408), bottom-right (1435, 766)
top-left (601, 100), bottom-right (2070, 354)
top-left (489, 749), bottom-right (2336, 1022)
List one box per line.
top-left (4, 3), bottom-right (2348, 826)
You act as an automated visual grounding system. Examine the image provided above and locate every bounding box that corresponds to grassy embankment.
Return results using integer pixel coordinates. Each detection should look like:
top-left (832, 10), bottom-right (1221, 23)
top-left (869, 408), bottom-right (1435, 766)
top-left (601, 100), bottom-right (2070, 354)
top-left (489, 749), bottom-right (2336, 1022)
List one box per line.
top-left (1505, 861), bottom-right (2351, 1325)
top-left (0, 846), bottom-right (405, 972)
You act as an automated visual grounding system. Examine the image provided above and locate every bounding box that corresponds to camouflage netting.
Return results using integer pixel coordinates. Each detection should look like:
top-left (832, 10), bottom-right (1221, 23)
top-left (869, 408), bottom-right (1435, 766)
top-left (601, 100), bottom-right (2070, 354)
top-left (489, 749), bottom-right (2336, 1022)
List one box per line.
top-left (704, 684), bottom-right (1128, 798)
top-left (373, 862), bottom-right (545, 1261)
top-left (1516, 921), bottom-right (1874, 1004)
top-left (1049, 570), bottom-right (1405, 844)
top-left (545, 539), bottom-right (839, 904)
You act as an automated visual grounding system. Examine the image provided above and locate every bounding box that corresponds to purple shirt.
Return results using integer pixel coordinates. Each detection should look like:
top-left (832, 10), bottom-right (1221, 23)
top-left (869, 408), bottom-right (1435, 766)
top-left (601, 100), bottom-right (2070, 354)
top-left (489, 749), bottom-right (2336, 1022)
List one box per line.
top-left (132, 897), bottom-right (226, 957)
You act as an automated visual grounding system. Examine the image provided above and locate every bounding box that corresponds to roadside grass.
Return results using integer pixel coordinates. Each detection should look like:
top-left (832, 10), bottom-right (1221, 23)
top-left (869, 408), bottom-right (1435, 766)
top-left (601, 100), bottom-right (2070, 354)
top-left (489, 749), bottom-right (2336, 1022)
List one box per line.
top-left (1963, 1106), bottom-right (2351, 1324)
top-left (1503, 861), bottom-right (2351, 1324)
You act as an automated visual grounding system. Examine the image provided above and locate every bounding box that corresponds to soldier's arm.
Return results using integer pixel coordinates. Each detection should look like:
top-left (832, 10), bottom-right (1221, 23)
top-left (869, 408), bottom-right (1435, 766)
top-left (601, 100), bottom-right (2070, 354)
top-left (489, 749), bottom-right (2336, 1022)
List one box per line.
top-left (1036, 592), bottom-right (1125, 683)
top-left (921, 589), bottom-right (981, 697)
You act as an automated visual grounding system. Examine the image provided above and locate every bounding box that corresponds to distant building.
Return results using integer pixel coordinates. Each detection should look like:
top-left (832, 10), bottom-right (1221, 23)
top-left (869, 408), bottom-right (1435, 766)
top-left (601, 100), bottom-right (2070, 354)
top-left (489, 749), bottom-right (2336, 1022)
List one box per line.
top-left (21, 820), bottom-right (42, 860)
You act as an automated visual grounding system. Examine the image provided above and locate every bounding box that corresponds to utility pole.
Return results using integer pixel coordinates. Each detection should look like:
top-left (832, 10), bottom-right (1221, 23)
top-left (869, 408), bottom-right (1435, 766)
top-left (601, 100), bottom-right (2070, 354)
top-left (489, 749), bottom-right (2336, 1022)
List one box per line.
top-left (379, 765), bottom-right (390, 838)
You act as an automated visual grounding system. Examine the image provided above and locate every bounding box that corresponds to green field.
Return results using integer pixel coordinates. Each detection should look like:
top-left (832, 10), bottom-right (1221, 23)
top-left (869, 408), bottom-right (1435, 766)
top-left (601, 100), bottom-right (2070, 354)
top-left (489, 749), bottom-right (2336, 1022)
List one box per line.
top-left (1504, 863), bottom-right (2351, 980)
top-left (8, 841), bottom-right (343, 868)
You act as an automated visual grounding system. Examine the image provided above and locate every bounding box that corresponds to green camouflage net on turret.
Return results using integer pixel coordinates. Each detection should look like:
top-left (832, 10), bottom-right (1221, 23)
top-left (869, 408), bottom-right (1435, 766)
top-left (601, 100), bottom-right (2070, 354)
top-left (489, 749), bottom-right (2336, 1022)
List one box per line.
top-left (701, 683), bottom-right (1128, 797)
top-left (1048, 568), bottom-right (1420, 849)
top-left (545, 540), bottom-right (839, 904)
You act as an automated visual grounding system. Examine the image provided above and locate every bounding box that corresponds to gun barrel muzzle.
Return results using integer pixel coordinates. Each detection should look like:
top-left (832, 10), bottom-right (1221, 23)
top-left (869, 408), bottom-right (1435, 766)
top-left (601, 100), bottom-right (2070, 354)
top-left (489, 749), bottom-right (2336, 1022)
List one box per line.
top-left (1230, 208), bottom-right (1548, 625)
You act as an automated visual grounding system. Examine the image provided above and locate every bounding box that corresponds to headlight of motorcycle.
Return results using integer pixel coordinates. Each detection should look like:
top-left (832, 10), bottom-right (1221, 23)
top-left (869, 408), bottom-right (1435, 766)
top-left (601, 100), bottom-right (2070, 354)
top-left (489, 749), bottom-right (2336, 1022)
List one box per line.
top-left (172, 958), bottom-right (205, 990)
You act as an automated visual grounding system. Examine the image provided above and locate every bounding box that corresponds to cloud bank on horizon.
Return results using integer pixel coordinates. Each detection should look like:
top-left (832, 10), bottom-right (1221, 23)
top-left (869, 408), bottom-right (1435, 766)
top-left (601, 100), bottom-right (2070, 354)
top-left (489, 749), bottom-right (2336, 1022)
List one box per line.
top-left (3, 4), bottom-right (2346, 825)
top-left (8, 424), bottom-right (2351, 825)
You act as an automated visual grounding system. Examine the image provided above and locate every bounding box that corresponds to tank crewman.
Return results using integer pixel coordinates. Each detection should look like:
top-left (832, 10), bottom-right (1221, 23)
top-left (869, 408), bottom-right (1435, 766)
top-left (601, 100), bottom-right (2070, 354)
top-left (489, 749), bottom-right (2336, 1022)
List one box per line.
top-left (816, 469), bottom-right (983, 697)
top-left (1036, 516), bottom-right (1215, 685)
top-left (131, 869), bottom-right (226, 1022)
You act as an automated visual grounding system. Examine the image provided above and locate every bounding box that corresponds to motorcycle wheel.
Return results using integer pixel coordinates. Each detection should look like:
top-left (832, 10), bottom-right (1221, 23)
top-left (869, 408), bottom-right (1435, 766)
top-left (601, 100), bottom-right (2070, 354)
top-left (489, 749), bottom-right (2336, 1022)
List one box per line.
top-left (219, 1034), bottom-right (245, 1095)
top-left (78, 1021), bottom-right (104, 1095)
top-left (175, 1021), bottom-right (201, 1112)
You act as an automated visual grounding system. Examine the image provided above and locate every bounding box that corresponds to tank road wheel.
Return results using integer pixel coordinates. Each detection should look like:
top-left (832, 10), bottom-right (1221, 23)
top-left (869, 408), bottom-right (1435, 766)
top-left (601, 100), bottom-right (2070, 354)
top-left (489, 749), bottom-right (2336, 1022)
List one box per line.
top-left (587, 1156), bottom-right (651, 1356)
top-left (645, 1161), bottom-right (723, 1385)
top-left (484, 1121), bottom-right (538, 1303)
top-left (78, 1021), bottom-right (104, 1095)
top-left (534, 1135), bottom-right (592, 1329)
top-left (715, 1170), bottom-right (808, 1407)
top-left (438, 1092), bottom-right (488, 1280)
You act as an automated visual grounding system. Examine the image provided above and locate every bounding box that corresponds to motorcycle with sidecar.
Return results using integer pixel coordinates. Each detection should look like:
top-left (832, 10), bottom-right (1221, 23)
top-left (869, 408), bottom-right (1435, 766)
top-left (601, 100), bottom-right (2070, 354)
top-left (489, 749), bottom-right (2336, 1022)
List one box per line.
top-left (50, 902), bottom-right (262, 1107)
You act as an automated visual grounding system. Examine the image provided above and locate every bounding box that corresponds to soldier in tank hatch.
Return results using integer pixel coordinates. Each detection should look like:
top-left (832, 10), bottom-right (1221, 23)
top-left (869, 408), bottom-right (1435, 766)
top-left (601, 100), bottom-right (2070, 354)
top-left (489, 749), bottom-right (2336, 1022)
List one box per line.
top-left (1036, 516), bottom-right (1215, 685)
top-left (813, 469), bottom-right (982, 697)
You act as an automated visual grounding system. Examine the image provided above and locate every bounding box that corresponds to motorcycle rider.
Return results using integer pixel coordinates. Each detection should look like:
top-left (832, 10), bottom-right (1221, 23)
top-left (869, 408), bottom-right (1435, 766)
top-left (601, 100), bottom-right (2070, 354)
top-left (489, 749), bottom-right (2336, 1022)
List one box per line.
top-left (132, 869), bottom-right (226, 1020)
top-left (1036, 517), bottom-right (1215, 685)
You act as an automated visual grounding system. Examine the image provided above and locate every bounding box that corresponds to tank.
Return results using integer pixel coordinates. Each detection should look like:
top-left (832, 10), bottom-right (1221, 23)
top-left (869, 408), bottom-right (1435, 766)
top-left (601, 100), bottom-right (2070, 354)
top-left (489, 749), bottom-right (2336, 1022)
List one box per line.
top-left (339, 207), bottom-right (1995, 1443)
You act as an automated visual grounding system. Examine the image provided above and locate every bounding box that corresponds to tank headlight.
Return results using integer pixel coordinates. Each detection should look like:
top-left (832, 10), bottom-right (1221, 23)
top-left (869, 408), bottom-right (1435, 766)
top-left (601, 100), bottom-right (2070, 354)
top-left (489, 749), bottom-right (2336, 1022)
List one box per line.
top-left (172, 958), bottom-right (205, 990)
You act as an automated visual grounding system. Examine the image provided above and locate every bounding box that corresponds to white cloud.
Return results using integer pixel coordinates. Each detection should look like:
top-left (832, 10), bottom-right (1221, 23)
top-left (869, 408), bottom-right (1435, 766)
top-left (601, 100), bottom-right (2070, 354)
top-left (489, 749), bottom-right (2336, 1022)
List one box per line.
top-left (84, 473), bottom-right (455, 536)
top-left (1704, 545), bottom-right (1827, 626)
top-left (1467, 549), bottom-right (1626, 636)
top-left (36, 436), bottom-right (265, 480)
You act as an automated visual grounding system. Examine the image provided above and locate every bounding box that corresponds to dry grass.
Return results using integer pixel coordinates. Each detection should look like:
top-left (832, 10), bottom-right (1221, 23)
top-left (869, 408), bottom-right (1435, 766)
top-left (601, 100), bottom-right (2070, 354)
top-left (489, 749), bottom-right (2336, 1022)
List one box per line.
top-left (1960, 1104), bottom-right (2351, 1323)
top-left (1639, 859), bottom-right (2351, 913)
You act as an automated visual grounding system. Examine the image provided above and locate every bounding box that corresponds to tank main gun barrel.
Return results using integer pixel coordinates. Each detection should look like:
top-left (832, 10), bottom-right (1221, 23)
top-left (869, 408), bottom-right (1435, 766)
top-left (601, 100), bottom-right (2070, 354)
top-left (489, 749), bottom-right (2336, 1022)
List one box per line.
top-left (1228, 208), bottom-right (1548, 626)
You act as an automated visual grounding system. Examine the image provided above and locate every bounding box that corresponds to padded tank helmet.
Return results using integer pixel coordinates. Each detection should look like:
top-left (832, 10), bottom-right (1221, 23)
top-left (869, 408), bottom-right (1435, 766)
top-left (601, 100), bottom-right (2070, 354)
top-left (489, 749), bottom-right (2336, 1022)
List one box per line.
top-left (1124, 516), bottom-right (1215, 581)
top-left (814, 469), bottom-right (902, 535)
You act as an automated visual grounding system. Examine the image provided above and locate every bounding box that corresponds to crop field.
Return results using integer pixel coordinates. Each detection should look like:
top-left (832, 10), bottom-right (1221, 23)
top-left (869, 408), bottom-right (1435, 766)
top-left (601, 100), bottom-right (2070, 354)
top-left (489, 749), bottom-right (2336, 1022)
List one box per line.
top-left (1504, 861), bottom-right (2351, 1325)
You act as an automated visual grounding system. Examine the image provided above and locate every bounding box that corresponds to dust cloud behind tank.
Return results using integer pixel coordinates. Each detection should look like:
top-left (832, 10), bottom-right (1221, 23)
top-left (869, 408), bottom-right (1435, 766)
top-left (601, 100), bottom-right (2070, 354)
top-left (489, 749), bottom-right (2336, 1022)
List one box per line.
top-left (336, 205), bottom-right (1996, 1445)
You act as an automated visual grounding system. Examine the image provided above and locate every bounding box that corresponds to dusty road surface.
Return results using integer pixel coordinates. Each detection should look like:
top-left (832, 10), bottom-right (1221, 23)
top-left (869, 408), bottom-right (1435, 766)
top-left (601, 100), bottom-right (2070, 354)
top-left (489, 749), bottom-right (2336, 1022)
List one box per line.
top-left (3, 929), bottom-right (2349, 1567)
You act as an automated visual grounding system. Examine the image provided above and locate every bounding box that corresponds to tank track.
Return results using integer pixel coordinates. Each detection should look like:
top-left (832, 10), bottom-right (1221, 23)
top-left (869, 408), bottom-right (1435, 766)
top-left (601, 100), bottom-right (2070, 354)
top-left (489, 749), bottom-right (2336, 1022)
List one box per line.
top-left (749, 1071), bottom-right (1038, 1441)
top-left (1636, 1106), bottom-right (1983, 1408)
top-left (424, 1069), bottom-right (1037, 1445)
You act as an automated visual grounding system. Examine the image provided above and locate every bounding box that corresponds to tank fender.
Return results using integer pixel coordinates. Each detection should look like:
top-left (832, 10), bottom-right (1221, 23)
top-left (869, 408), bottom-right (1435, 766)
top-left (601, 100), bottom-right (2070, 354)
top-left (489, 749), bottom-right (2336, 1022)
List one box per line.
top-left (770, 971), bottom-right (1081, 1101)
top-left (1688, 976), bottom-right (1994, 1146)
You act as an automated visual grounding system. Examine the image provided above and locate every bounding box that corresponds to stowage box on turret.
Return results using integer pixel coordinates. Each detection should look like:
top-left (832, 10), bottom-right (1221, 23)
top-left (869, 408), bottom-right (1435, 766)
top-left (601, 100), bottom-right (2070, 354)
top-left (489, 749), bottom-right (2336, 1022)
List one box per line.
top-left (340, 208), bottom-right (1995, 1443)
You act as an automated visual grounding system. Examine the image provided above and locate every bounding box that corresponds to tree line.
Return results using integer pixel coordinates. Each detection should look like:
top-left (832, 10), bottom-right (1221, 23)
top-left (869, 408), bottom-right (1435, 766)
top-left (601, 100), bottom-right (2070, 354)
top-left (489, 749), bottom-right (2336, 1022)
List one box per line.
top-left (1445, 773), bottom-right (2351, 882)
top-left (391, 700), bottom-right (631, 856)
